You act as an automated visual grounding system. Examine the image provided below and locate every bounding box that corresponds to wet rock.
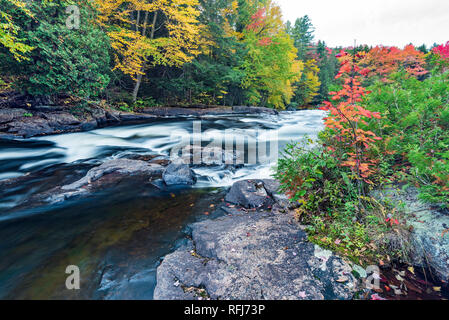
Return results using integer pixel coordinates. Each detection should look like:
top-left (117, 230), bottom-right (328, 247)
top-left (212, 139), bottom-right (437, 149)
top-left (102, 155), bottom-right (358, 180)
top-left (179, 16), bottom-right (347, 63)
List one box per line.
top-left (225, 179), bottom-right (274, 209)
top-left (171, 145), bottom-right (243, 166)
top-left (232, 106), bottom-right (278, 115)
top-left (116, 112), bottom-right (158, 122)
top-left (162, 163), bottom-right (197, 186)
top-left (61, 159), bottom-right (165, 191)
top-left (374, 187), bottom-right (449, 283)
top-left (7, 118), bottom-right (55, 137)
top-left (154, 210), bottom-right (357, 300)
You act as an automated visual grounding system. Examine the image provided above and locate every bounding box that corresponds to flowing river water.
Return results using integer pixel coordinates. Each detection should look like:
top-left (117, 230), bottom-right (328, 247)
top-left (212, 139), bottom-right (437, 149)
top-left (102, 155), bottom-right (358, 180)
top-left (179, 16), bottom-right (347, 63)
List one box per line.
top-left (0, 110), bottom-right (326, 299)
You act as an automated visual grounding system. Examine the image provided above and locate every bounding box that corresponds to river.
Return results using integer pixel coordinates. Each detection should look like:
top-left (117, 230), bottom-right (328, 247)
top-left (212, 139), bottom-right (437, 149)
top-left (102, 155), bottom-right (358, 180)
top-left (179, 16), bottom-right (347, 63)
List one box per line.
top-left (0, 110), bottom-right (325, 299)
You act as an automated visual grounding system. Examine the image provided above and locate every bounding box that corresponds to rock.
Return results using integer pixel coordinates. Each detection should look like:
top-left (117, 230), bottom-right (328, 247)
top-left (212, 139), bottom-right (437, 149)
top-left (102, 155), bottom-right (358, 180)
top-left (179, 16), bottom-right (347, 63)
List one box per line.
top-left (232, 106), bottom-right (278, 115)
top-left (162, 163), bottom-right (197, 186)
top-left (7, 118), bottom-right (55, 137)
top-left (0, 108), bottom-right (27, 123)
top-left (225, 179), bottom-right (274, 209)
top-left (80, 120), bottom-right (98, 131)
top-left (374, 187), bottom-right (449, 283)
top-left (61, 159), bottom-right (165, 191)
top-left (117, 112), bottom-right (158, 122)
top-left (38, 112), bottom-right (81, 126)
top-left (154, 210), bottom-right (357, 300)
top-left (171, 145), bottom-right (243, 166)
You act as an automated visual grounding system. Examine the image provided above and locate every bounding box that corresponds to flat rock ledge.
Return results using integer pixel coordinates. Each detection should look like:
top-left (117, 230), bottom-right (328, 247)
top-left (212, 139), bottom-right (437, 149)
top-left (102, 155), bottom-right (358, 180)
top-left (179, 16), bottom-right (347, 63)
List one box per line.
top-left (47, 159), bottom-right (165, 203)
top-left (154, 180), bottom-right (357, 300)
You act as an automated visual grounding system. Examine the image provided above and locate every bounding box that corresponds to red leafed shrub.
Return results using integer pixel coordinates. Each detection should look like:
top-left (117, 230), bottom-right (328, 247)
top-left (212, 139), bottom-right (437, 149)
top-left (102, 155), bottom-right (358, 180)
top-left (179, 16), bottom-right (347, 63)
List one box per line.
top-left (320, 50), bottom-right (382, 183)
top-left (433, 41), bottom-right (449, 60)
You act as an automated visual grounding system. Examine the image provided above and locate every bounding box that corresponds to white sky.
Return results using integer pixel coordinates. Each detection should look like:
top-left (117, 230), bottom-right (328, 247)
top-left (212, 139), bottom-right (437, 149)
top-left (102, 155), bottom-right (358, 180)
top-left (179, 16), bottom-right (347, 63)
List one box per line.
top-left (275, 0), bottom-right (449, 48)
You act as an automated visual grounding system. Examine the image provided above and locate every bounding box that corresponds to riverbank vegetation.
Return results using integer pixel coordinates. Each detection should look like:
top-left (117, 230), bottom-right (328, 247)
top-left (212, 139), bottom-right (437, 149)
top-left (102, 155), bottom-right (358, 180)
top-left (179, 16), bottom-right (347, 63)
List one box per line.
top-left (276, 43), bottom-right (449, 265)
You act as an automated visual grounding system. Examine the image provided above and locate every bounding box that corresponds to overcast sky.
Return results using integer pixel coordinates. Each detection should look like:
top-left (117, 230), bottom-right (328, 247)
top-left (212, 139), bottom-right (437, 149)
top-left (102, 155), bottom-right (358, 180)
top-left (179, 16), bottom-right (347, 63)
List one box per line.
top-left (276, 0), bottom-right (449, 48)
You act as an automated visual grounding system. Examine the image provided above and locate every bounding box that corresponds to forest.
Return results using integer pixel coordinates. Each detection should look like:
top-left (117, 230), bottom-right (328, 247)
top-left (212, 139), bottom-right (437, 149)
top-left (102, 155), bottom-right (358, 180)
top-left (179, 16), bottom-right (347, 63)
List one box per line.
top-left (1, 0), bottom-right (334, 109)
top-left (0, 0), bottom-right (449, 301)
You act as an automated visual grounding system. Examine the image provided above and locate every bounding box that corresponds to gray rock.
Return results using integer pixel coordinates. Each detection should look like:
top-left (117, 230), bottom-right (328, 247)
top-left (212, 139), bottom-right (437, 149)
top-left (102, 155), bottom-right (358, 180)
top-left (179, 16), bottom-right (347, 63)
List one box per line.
top-left (162, 163), bottom-right (197, 186)
top-left (232, 106), bottom-right (278, 115)
top-left (39, 112), bottom-right (81, 126)
top-left (0, 108), bottom-right (27, 123)
top-left (154, 211), bottom-right (357, 300)
top-left (7, 118), bottom-right (55, 137)
top-left (61, 159), bottom-right (164, 191)
top-left (225, 179), bottom-right (274, 209)
top-left (375, 187), bottom-right (449, 282)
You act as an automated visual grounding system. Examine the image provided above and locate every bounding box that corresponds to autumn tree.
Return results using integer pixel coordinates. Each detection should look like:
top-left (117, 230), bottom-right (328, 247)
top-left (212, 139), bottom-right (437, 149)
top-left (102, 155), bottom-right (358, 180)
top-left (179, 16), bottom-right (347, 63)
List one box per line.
top-left (320, 50), bottom-right (382, 194)
top-left (95, 0), bottom-right (204, 103)
top-left (0, 0), bottom-right (34, 61)
top-left (359, 45), bottom-right (428, 81)
top-left (241, 0), bottom-right (302, 109)
top-left (286, 14), bottom-right (321, 108)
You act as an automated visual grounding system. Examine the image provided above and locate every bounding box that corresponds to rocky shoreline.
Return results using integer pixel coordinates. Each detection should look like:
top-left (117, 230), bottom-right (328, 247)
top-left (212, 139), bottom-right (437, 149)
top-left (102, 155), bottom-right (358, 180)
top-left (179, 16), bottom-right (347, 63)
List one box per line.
top-left (0, 105), bottom-right (279, 139)
top-left (153, 179), bottom-right (449, 300)
top-left (154, 179), bottom-right (361, 300)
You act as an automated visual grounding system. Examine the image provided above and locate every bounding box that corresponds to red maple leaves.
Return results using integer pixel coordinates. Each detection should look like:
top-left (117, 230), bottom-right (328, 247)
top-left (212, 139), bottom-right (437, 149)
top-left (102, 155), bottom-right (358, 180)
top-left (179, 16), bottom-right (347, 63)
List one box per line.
top-left (320, 51), bottom-right (382, 181)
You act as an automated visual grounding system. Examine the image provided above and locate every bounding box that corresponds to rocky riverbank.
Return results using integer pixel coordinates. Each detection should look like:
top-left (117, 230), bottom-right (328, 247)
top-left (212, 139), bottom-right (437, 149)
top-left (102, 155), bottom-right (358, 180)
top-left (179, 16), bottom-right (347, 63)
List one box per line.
top-left (154, 179), bottom-right (361, 300)
top-left (0, 105), bottom-right (278, 139)
top-left (153, 179), bottom-right (449, 300)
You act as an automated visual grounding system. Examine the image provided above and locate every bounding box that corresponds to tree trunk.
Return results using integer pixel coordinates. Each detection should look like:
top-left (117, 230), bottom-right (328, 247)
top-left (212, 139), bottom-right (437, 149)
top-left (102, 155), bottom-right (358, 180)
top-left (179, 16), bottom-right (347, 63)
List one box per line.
top-left (132, 11), bottom-right (157, 103)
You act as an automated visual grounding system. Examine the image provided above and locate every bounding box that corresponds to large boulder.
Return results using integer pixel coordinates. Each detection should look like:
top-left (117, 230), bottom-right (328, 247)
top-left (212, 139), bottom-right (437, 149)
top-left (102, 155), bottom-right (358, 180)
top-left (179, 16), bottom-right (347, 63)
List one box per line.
top-left (162, 163), bottom-right (197, 186)
top-left (375, 188), bottom-right (449, 283)
top-left (225, 179), bottom-right (276, 209)
top-left (154, 210), bottom-right (357, 300)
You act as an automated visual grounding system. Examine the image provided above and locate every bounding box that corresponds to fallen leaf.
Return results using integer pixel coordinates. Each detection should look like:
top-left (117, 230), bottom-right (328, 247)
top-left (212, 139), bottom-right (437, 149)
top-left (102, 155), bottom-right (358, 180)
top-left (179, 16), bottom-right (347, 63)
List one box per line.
top-left (408, 266), bottom-right (415, 275)
top-left (433, 287), bottom-right (441, 292)
top-left (336, 277), bottom-right (348, 283)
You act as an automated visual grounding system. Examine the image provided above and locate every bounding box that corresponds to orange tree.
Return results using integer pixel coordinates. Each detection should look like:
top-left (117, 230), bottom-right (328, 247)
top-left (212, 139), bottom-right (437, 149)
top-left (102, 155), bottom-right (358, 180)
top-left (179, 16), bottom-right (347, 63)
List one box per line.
top-left (359, 45), bottom-right (428, 82)
top-left (320, 50), bottom-right (382, 194)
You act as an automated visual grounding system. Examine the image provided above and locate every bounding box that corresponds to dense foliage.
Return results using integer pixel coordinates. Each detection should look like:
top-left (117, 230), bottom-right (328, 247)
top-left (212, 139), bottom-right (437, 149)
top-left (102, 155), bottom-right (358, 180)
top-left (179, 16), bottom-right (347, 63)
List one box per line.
top-left (1, 0), bottom-right (111, 101)
top-left (276, 46), bottom-right (449, 264)
top-left (0, 0), bottom-right (333, 109)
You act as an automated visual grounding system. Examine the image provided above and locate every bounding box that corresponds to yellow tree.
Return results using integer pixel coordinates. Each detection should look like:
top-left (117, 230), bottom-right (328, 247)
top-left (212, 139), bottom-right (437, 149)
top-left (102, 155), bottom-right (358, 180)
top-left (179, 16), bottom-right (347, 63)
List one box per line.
top-left (0, 0), bottom-right (34, 61)
top-left (241, 0), bottom-right (303, 109)
top-left (95, 0), bottom-right (203, 102)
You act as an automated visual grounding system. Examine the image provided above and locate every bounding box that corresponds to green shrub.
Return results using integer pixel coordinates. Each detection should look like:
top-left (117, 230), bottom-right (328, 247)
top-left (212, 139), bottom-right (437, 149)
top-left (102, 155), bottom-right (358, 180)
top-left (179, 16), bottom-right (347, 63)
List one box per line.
top-left (363, 71), bottom-right (449, 207)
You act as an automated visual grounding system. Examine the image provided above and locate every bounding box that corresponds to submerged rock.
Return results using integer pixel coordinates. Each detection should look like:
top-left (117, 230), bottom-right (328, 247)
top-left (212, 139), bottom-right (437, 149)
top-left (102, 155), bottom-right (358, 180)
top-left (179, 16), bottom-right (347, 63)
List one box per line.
top-left (162, 163), bottom-right (197, 186)
top-left (154, 209), bottom-right (357, 300)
